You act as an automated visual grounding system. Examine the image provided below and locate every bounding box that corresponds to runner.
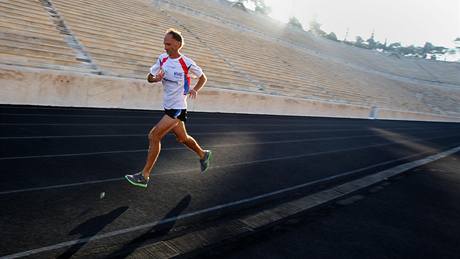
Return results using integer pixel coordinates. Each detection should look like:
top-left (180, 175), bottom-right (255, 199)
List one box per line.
top-left (125, 28), bottom-right (212, 188)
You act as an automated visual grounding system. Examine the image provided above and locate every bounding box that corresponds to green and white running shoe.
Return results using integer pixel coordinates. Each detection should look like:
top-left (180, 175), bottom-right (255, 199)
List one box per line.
top-left (125, 172), bottom-right (149, 188)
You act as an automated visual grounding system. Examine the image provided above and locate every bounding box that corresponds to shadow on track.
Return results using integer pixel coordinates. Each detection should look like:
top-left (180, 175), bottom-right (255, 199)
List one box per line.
top-left (108, 194), bottom-right (192, 258)
top-left (58, 206), bottom-right (129, 258)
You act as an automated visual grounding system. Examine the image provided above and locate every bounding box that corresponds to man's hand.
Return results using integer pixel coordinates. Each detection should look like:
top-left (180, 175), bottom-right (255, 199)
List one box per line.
top-left (147, 69), bottom-right (165, 83)
top-left (188, 89), bottom-right (198, 99)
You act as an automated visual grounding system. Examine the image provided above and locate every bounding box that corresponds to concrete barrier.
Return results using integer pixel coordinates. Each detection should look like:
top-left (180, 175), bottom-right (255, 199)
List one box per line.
top-left (378, 108), bottom-right (460, 122)
top-left (1, 64), bottom-right (460, 122)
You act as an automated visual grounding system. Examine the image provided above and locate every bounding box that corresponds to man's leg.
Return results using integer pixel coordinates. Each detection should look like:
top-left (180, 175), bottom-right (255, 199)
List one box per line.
top-left (172, 121), bottom-right (205, 159)
top-left (141, 115), bottom-right (179, 178)
top-left (172, 121), bottom-right (212, 173)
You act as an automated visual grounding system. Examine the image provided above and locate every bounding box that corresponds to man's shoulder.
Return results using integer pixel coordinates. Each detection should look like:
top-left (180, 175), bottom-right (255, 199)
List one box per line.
top-left (158, 53), bottom-right (168, 59)
top-left (181, 55), bottom-right (198, 66)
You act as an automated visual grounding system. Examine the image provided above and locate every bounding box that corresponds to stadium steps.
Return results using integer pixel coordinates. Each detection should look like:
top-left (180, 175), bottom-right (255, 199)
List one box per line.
top-left (0, 53), bottom-right (93, 74)
top-left (51, 0), bottom-right (258, 89)
top-left (40, 0), bottom-right (101, 73)
top-left (0, 0), bottom-right (95, 73)
top-left (415, 60), bottom-right (460, 85)
top-left (170, 16), bottom-right (378, 105)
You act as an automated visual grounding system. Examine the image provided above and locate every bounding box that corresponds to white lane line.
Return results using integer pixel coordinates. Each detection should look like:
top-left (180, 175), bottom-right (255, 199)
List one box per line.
top-left (0, 113), bottom-right (160, 119)
top-left (2, 145), bottom-right (459, 259)
top-left (205, 136), bottom-right (459, 171)
top-left (1, 113), bottom-right (373, 124)
top-left (0, 149), bottom-right (149, 161)
top-left (0, 134), bottom-right (147, 140)
top-left (0, 129), bottom-right (449, 160)
top-left (0, 135), bottom-right (457, 195)
top-left (0, 177), bottom-right (124, 195)
top-left (0, 112), bottom-right (390, 123)
top-left (0, 106), bottom-right (149, 112)
top-left (0, 113), bottom-right (317, 123)
top-left (0, 122), bottom-right (416, 127)
top-left (1, 123), bottom-right (153, 126)
top-left (0, 123), bottom-right (330, 127)
top-left (0, 126), bottom-right (434, 140)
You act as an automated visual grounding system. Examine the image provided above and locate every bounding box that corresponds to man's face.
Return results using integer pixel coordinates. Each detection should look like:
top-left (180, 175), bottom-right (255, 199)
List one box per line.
top-left (164, 34), bottom-right (181, 55)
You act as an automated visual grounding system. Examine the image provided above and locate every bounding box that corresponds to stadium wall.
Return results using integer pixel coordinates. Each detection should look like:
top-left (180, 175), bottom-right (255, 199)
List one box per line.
top-left (1, 65), bottom-right (459, 122)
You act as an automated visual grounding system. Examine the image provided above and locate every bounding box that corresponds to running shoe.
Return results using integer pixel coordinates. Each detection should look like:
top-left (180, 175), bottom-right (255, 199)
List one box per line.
top-left (200, 150), bottom-right (212, 173)
top-left (125, 172), bottom-right (149, 188)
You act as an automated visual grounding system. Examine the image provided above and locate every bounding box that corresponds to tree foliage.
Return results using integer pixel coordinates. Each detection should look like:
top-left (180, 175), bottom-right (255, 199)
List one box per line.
top-left (308, 19), bottom-right (326, 36)
top-left (288, 16), bottom-right (303, 30)
top-left (326, 32), bottom-right (338, 41)
top-left (367, 34), bottom-right (376, 49)
top-left (354, 36), bottom-right (365, 47)
top-left (231, 0), bottom-right (247, 11)
top-left (455, 38), bottom-right (460, 49)
top-left (231, 0), bottom-right (271, 14)
top-left (253, 0), bottom-right (271, 15)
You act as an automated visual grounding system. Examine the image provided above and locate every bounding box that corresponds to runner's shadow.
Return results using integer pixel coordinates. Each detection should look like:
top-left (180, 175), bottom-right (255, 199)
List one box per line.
top-left (108, 194), bottom-right (191, 258)
top-left (58, 206), bottom-right (128, 259)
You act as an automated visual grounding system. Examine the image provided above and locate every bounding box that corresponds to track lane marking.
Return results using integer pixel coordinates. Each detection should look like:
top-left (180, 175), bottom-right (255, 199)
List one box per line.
top-left (0, 135), bottom-right (458, 195)
top-left (0, 126), bottom-right (444, 140)
top-left (0, 129), bottom-right (452, 160)
top-left (2, 145), bottom-right (459, 258)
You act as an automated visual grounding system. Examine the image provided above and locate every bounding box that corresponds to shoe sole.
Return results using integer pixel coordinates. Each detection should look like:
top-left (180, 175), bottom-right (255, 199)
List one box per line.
top-left (125, 175), bottom-right (148, 188)
top-left (201, 151), bottom-right (213, 173)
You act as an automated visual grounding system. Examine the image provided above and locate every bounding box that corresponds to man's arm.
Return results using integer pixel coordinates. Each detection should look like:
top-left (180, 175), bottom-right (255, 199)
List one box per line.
top-left (189, 73), bottom-right (207, 99)
top-left (148, 56), bottom-right (163, 83)
top-left (193, 73), bottom-right (207, 92)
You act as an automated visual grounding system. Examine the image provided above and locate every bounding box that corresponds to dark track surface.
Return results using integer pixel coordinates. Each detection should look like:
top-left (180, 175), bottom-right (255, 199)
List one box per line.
top-left (1, 104), bottom-right (459, 258)
top-left (220, 151), bottom-right (460, 259)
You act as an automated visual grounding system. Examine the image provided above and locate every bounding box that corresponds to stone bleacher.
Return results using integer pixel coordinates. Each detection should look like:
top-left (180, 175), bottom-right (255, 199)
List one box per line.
top-left (52, 0), bottom-right (166, 77)
top-left (54, 0), bottom-right (259, 91)
top-left (1, 0), bottom-right (459, 115)
top-left (0, 0), bottom-right (94, 73)
top-left (168, 9), bottom-right (392, 107)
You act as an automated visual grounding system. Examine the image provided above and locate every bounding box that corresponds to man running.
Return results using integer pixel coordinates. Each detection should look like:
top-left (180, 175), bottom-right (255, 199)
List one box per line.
top-left (125, 28), bottom-right (212, 188)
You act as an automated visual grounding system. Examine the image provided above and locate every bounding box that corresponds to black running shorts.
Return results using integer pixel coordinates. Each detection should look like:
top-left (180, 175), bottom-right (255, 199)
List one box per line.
top-left (164, 109), bottom-right (187, 122)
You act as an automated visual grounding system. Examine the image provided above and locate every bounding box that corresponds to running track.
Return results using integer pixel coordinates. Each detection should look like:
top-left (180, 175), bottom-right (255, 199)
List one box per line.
top-left (1, 104), bottom-right (460, 258)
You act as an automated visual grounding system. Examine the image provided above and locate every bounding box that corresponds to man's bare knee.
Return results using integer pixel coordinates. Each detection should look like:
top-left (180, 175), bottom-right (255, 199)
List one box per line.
top-left (176, 135), bottom-right (189, 144)
top-left (148, 130), bottom-right (162, 143)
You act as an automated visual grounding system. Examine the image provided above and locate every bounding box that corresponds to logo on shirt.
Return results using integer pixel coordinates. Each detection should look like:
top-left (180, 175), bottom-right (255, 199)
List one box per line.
top-left (174, 71), bottom-right (183, 78)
